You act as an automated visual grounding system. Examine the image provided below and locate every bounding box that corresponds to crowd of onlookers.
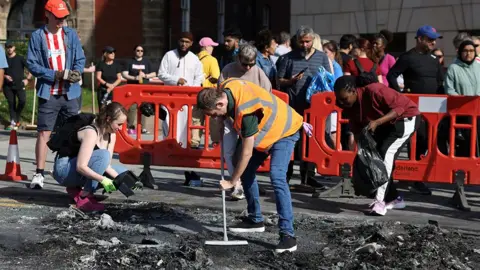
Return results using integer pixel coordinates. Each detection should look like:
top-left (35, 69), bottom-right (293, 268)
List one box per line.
top-left (2, 1), bottom-right (480, 200)
top-left (4, 1), bottom-right (480, 254)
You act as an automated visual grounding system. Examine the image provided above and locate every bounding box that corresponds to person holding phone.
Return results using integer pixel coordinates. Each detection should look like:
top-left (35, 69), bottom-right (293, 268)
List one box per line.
top-left (277, 26), bottom-right (332, 189)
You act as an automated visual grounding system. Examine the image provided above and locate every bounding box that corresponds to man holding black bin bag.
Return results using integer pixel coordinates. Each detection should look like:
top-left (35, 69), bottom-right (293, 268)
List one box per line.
top-left (334, 75), bottom-right (420, 216)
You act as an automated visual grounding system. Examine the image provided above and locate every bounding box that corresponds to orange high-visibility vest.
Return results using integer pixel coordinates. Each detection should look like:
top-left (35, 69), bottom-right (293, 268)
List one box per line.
top-left (219, 78), bottom-right (303, 151)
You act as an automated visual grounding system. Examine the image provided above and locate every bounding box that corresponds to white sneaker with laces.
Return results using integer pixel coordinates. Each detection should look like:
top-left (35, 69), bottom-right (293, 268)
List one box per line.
top-left (30, 173), bottom-right (44, 189)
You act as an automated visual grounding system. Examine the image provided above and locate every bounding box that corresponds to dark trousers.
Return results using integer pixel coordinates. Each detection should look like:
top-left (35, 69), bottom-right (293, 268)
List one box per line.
top-left (374, 116), bottom-right (421, 203)
top-left (451, 116), bottom-right (480, 157)
top-left (287, 129), bottom-right (316, 183)
top-left (96, 87), bottom-right (112, 109)
top-left (415, 118), bottom-right (428, 160)
top-left (2, 86), bottom-right (26, 123)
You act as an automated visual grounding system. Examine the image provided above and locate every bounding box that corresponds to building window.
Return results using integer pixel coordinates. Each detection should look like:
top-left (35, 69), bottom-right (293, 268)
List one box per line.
top-left (262, 5), bottom-right (270, 29)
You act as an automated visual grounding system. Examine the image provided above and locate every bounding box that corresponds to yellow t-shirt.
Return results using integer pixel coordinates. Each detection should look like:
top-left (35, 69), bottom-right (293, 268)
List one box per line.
top-left (197, 50), bottom-right (220, 88)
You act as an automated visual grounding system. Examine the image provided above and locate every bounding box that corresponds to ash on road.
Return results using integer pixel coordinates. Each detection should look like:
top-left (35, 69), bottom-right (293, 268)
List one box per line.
top-left (0, 201), bottom-right (478, 270)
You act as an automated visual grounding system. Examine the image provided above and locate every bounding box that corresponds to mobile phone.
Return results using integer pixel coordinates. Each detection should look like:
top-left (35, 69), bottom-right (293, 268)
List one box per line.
top-left (295, 67), bottom-right (308, 77)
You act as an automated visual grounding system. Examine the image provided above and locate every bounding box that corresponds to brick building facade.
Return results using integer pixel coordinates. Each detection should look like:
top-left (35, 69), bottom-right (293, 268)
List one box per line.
top-left (1, 0), bottom-right (289, 67)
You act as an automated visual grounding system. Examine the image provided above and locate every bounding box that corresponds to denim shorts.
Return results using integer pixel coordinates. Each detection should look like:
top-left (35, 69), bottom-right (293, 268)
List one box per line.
top-left (37, 95), bottom-right (80, 131)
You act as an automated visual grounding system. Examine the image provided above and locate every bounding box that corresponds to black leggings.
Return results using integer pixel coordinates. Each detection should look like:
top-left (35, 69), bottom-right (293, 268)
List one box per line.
top-left (3, 87), bottom-right (26, 123)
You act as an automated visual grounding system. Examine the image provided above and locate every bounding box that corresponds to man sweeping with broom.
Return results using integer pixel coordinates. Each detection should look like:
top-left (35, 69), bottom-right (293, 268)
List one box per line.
top-left (197, 78), bottom-right (307, 253)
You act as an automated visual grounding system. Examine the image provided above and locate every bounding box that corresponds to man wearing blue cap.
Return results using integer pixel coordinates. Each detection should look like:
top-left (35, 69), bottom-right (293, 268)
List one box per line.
top-left (386, 25), bottom-right (444, 196)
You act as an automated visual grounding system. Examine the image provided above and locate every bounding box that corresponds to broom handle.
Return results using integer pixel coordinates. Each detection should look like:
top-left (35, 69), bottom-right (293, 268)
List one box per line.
top-left (220, 126), bottom-right (228, 241)
top-left (31, 79), bottom-right (37, 125)
top-left (91, 63), bottom-right (95, 114)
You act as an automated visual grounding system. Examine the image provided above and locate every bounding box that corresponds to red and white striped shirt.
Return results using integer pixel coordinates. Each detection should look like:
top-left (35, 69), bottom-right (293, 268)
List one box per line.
top-left (44, 29), bottom-right (66, 95)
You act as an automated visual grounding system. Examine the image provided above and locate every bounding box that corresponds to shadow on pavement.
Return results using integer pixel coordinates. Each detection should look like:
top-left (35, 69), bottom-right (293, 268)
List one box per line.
top-left (152, 178), bottom-right (220, 199)
top-left (0, 185), bottom-right (72, 208)
top-left (0, 130), bottom-right (37, 139)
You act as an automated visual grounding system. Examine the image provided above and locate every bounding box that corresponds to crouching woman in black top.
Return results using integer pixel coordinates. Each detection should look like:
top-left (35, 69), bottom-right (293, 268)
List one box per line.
top-left (53, 102), bottom-right (128, 212)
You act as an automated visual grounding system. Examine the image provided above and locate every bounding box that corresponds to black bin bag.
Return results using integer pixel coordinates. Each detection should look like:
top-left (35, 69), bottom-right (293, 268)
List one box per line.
top-left (352, 128), bottom-right (389, 197)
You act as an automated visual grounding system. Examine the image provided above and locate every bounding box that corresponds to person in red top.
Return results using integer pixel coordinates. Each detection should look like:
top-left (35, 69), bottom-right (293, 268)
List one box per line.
top-left (344, 38), bottom-right (383, 84)
top-left (334, 75), bottom-right (420, 216)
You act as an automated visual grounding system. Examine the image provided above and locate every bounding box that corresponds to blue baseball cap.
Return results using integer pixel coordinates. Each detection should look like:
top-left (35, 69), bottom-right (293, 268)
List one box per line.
top-left (416, 25), bottom-right (443, 39)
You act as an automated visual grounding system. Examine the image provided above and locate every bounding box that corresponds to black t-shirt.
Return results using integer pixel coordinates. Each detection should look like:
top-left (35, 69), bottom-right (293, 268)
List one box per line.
top-left (96, 61), bottom-right (122, 84)
top-left (5, 55), bottom-right (27, 89)
top-left (340, 52), bottom-right (352, 69)
top-left (125, 58), bottom-right (153, 84)
top-left (386, 48), bottom-right (444, 94)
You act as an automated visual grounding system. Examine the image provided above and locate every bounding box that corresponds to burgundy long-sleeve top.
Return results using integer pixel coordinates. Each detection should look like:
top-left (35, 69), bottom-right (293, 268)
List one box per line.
top-left (343, 83), bottom-right (420, 134)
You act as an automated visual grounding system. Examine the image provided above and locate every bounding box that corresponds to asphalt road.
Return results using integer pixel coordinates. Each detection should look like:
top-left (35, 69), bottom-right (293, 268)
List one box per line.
top-left (0, 131), bottom-right (478, 269)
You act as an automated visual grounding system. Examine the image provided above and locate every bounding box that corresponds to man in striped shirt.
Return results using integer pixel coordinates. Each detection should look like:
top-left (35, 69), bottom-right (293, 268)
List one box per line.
top-left (26, 0), bottom-right (85, 189)
top-left (277, 26), bottom-right (331, 190)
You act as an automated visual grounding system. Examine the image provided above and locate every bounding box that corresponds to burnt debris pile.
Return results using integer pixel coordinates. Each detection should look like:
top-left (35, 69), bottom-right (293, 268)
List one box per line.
top-left (7, 202), bottom-right (479, 269)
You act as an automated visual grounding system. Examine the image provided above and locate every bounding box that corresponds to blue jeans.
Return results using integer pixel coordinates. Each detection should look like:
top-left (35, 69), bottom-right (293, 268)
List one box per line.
top-left (53, 149), bottom-right (127, 193)
top-left (242, 131), bottom-right (300, 236)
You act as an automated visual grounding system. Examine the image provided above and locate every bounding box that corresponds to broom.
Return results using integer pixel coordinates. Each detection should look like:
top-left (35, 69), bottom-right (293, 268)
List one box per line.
top-left (205, 141), bottom-right (248, 246)
top-left (25, 78), bottom-right (37, 130)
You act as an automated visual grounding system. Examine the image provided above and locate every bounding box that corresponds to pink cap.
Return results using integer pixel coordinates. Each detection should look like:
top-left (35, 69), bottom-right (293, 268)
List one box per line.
top-left (199, 37), bottom-right (219, 47)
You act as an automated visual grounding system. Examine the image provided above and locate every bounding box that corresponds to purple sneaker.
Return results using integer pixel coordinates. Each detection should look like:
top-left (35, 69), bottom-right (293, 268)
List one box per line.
top-left (128, 129), bottom-right (136, 135)
top-left (386, 196), bottom-right (406, 210)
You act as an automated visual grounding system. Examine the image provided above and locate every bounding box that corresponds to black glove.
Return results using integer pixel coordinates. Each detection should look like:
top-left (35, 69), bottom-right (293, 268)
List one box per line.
top-left (55, 70), bottom-right (65, 81)
top-left (56, 69), bottom-right (82, 83)
top-left (67, 70), bottom-right (82, 83)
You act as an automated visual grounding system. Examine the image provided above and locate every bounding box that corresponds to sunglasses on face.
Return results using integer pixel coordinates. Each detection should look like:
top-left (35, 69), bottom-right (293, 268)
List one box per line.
top-left (136, 50), bottom-right (144, 52)
top-left (434, 54), bottom-right (443, 58)
top-left (241, 61), bottom-right (256, 67)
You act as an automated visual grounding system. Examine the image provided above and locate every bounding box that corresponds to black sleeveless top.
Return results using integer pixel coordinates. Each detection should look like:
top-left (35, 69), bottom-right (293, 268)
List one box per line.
top-left (59, 125), bottom-right (111, 158)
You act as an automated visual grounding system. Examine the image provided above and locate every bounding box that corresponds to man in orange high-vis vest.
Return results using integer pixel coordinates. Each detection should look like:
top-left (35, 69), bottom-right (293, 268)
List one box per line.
top-left (197, 78), bottom-right (303, 253)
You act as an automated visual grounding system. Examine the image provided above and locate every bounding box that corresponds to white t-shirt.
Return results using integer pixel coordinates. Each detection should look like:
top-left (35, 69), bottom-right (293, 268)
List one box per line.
top-left (157, 49), bottom-right (204, 86)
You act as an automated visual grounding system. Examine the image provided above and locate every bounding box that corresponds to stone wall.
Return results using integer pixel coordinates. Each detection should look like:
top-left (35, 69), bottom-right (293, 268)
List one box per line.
top-left (291, 0), bottom-right (480, 64)
top-left (0, 0), bottom-right (11, 41)
top-left (142, 0), bottom-right (166, 66)
top-left (76, 0), bottom-right (95, 65)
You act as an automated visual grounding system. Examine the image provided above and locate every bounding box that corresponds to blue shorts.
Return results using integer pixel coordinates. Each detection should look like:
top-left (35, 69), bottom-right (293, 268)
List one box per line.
top-left (37, 95), bottom-right (80, 131)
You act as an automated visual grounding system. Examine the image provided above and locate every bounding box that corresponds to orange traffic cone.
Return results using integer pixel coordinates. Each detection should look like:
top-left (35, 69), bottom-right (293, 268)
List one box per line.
top-left (0, 130), bottom-right (27, 181)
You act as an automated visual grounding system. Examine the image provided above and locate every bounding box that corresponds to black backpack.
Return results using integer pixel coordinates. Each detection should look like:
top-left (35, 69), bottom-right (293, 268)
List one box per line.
top-left (354, 58), bottom-right (378, 87)
top-left (47, 113), bottom-right (96, 158)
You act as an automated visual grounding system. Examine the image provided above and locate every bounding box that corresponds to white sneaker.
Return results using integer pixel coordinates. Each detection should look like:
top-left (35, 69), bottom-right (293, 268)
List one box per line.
top-left (230, 186), bottom-right (245, 200)
top-left (370, 201), bottom-right (387, 216)
top-left (30, 173), bottom-right (44, 189)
